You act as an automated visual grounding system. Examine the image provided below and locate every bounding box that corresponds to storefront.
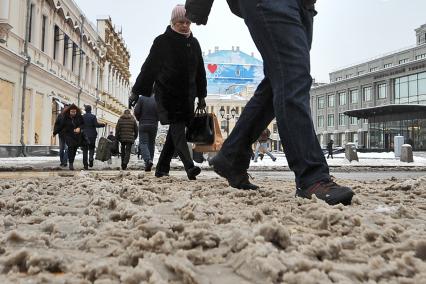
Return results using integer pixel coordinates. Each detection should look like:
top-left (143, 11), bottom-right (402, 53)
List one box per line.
top-left (345, 105), bottom-right (426, 151)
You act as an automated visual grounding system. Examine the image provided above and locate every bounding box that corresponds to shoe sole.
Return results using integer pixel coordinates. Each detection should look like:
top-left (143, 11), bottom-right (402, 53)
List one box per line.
top-left (296, 190), bottom-right (354, 206)
top-left (209, 157), bottom-right (259, 190)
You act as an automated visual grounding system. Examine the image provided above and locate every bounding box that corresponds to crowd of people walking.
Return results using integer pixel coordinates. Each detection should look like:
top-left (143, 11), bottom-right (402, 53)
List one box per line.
top-left (52, 2), bottom-right (354, 206)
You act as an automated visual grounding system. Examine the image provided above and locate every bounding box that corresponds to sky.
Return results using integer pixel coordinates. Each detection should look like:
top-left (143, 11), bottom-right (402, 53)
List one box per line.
top-left (74, 0), bottom-right (426, 84)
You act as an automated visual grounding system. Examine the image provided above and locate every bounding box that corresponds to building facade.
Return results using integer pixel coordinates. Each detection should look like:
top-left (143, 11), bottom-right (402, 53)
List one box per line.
top-left (202, 47), bottom-right (282, 151)
top-left (310, 24), bottom-right (426, 151)
top-left (0, 0), bottom-right (130, 157)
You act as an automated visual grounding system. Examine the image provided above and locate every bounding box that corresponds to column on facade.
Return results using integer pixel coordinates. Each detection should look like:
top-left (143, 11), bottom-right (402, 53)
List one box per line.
top-left (41, 94), bottom-right (51, 145)
top-left (32, 1), bottom-right (41, 49)
top-left (81, 55), bottom-right (87, 85)
top-left (57, 26), bottom-right (65, 68)
top-left (116, 74), bottom-right (121, 103)
top-left (93, 62), bottom-right (98, 89)
top-left (108, 66), bottom-right (113, 95)
top-left (102, 62), bottom-right (109, 93)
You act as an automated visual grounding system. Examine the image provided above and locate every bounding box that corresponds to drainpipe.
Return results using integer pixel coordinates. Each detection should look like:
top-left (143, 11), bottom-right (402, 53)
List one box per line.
top-left (19, 0), bottom-right (32, 157)
top-left (77, 15), bottom-right (85, 107)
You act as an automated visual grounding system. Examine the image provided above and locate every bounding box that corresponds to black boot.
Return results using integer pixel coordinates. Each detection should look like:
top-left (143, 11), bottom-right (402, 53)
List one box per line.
top-left (69, 163), bottom-right (74, 171)
top-left (187, 166), bottom-right (201, 180)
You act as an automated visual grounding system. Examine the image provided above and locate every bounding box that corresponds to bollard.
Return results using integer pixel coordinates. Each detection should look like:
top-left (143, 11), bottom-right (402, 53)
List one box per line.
top-left (394, 135), bottom-right (404, 157)
top-left (400, 144), bottom-right (414, 163)
top-left (345, 143), bottom-right (359, 162)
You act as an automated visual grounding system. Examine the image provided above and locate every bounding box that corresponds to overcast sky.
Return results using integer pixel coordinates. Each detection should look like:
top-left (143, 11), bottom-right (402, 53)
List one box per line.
top-left (75, 0), bottom-right (426, 83)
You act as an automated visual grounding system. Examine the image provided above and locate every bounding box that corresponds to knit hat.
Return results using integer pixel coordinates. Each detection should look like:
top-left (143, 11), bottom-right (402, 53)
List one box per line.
top-left (84, 105), bottom-right (92, 112)
top-left (171, 4), bottom-right (188, 24)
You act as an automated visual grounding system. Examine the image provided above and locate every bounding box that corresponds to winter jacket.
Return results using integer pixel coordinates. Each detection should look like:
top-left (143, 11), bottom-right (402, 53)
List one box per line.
top-left (327, 141), bottom-right (333, 152)
top-left (82, 112), bottom-right (105, 143)
top-left (184, 0), bottom-right (316, 24)
top-left (53, 113), bottom-right (66, 138)
top-left (116, 113), bottom-right (138, 144)
top-left (134, 95), bottom-right (159, 127)
top-left (132, 26), bottom-right (207, 125)
top-left (54, 112), bottom-right (85, 148)
top-left (258, 129), bottom-right (271, 143)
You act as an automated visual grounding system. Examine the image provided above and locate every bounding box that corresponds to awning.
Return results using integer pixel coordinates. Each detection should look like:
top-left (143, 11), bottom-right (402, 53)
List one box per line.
top-left (344, 104), bottom-right (426, 120)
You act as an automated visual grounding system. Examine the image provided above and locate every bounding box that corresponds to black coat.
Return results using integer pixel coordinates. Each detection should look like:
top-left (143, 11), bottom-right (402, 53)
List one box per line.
top-left (132, 26), bottom-right (207, 125)
top-left (56, 114), bottom-right (85, 148)
top-left (82, 112), bottom-right (105, 143)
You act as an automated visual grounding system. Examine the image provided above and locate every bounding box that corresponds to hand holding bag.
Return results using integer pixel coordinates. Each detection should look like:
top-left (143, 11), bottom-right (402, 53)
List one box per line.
top-left (186, 107), bottom-right (214, 145)
top-left (193, 113), bottom-right (223, 152)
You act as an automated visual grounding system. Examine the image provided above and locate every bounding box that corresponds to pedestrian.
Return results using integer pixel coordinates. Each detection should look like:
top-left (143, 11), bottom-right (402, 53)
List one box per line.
top-left (82, 105), bottom-right (105, 170)
top-left (53, 104), bottom-right (85, 170)
top-left (107, 131), bottom-right (118, 165)
top-left (115, 109), bottom-right (138, 170)
top-left (134, 95), bottom-right (159, 172)
top-left (130, 4), bottom-right (207, 180)
top-left (185, 0), bottom-right (354, 205)
top-left (327, 140), bottom-right (334, 159)
top-left (254, 128), bottom-right (277, 162)
top-left (53, 104), bottom-right (69, 167)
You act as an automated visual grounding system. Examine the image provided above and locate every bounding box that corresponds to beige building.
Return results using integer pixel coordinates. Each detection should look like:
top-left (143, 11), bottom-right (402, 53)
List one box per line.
top-left (0, 0), bottom-right (130, 157)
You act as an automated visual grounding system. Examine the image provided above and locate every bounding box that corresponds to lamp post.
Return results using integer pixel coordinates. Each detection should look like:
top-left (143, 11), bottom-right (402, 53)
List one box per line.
top-left (219, 106), bottom-right (236, 137)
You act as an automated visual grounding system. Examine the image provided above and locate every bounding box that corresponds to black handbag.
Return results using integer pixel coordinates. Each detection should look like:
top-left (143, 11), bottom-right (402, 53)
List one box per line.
top-left (186, 107), bottom-right (214, 144)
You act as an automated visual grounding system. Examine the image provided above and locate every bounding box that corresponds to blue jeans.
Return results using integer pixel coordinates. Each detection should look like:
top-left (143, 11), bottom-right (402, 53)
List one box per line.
top-left (254, 142), bottom-right (276, 162)
top-left (220, 0), bottom-right (329, 189)
top-left (59, 135), bottom-right (68, 165)
top-left (139, 125), bottom-right (158, 164)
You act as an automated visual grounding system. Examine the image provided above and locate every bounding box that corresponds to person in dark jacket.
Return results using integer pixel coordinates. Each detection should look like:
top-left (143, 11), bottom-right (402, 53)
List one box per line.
top-left (53, 104), bottom-right (69, 167)
top-left (131, 4), bottom-right (206, 180)
top-left (116, 109), bottom-right (138, 170)
top-left (327, 140), bottom-right (334, 159)
top-left (134, 95), bottom-right (159, 172)
top-left (254, 128), bottom-right (276, 162)
top-left (53, 104), bottom-right (85, 170)
top-left (82, 105), bottom-right (105, 170)
top-left (186, 0), bottom-right (354, 205)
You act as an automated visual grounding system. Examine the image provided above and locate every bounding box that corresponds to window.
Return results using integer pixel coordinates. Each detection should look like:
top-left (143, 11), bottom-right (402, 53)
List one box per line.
top-left (384, 63), bottom-right (393, 68)
top-left (335, 77), bottom-right (342, 82)
top-left (328, 94), bottom-right (335, 107)
top-left (317, 96), bottom-right (325, 109)
top-left (53, 25), bottom-right (60, 60)
top-left (63, 34), bottom-right (69, 67)
top-left (346, 74), bottom-right (353, 79)
top-left (28, 4), bottom-right (35, 43)
top-left (377, 83), bottom-right (387, 99)
top-left (338, 113), bottom-right (346, 126)
top-left (226, 106), bottom-right (230, 114)
top-left (394, 72), bottom-right (426, 104)
top-left (415, 54), bottom-right (426, 60)
top-left (273, 123), bottom-right (278, 133)
top-left (350, 89), bottom-right (358, 104)
top-left (338, 92), bottom-right (347, 105)
top-left (370, 67), bottom-right (378, 72)
top-left (358, 71), bottom-right (365, 75)
top-left (363, 86), bottom-right (372, 101)
top-left (399, 58), bottom-right (409, 64)
top-left (235, 68), bottom-right (241, 77)
top-left (41, 15), bottom-right (47, 52)
top-left (317, 116), bottom-right (324, 128)
top-left (327, 114), bottom-right (334, 127)
top-left (72, 42), bottom-right (78, 72)
top-left (350, 116), bottom-right (358, 125)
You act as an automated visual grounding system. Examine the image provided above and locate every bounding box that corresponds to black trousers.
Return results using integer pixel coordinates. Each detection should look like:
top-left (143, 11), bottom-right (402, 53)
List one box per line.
top-left (157, 122), bottom-right (194, 173)
top-left (82, 142), bottom-right (96, 166)
top-left (68, 146), bottom-right (78, 164)
top-left (120, 142), bottom-right (133, 166)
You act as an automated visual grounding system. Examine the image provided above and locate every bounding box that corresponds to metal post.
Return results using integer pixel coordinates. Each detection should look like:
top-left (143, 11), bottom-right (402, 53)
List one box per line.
top-left (77, 15), bottom-right (85, 107)
top-left (19, 0), bottom-right (32, 157)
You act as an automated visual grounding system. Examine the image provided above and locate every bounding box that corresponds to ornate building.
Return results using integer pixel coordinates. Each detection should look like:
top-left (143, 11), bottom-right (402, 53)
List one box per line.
top-left (0, 0), bottom-right (130, 157)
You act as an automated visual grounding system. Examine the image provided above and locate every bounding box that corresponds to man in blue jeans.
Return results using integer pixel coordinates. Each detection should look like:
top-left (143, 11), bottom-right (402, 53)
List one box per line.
top-left (134, 95), bottom-right (159, 172)
top-left (185, 0), bottom-right (354, 205)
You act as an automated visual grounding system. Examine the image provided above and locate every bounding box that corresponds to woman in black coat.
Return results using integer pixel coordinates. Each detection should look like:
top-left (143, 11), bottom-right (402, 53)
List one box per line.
top-left (131, 4), bottom-right (207, 180)
top-left (53, 104), bottom-right (85, 170)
